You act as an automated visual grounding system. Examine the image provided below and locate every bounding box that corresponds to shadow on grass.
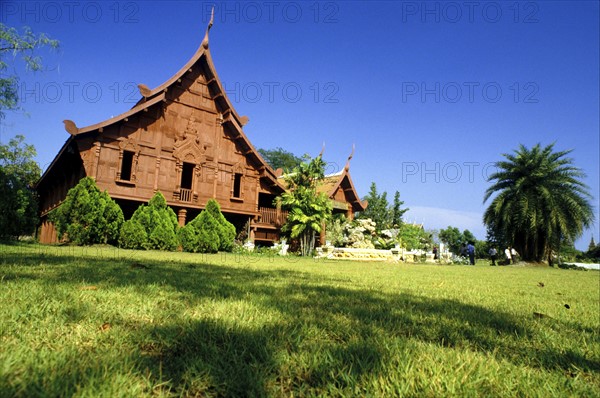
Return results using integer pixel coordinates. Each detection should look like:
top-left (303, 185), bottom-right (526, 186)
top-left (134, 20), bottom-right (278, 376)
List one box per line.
top-left (138, 319), bottom-right (277, 397)
top-left (2, 245), bottom-right (599, 395)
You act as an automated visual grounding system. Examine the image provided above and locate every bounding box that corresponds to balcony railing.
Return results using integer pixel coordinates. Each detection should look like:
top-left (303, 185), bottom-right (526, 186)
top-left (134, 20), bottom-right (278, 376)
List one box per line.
top-left (259, 207), bottom-right (288, 226)
top-left (179, 188), bottom-right (193, 203)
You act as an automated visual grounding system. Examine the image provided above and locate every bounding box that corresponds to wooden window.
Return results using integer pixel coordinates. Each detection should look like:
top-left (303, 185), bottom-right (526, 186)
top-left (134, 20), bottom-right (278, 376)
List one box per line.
top-left (181, 162), bottom-right (194, 190)
top-left (120, 150), bottom-right (134, 181)
top-left (232, 173), bottom-right (242, 198)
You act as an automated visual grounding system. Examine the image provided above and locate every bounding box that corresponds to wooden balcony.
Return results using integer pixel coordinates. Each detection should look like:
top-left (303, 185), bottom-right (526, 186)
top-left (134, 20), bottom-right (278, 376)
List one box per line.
top-left (258, 207), bottom-right (288, 227)
top-left (173, 188), bottom-right (195, 203)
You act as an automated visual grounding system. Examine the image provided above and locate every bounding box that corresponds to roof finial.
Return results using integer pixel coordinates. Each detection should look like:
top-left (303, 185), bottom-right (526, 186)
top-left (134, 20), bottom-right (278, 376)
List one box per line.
top-left (318, 142), bottom-right (325, 158)
top-left (202, 6), bottom-right (215, 49)
top-left (63, 120), bottom-right (79, 135)
top-left (344, 144), bottom-right (355, 171)
top-left (208, 6), bottom-right (214, 31)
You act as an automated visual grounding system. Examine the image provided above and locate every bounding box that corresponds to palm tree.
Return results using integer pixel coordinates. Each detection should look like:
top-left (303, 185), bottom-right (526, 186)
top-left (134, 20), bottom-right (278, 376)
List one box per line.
top-left (483, 143), bottom-right (594, 264)
top-left (278, 155), bottom-right (333, 256)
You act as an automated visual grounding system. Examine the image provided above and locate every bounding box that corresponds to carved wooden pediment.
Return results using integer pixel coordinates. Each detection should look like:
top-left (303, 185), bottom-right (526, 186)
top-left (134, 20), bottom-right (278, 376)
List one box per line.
top-left (233, 160), bottom-right (246, 176)
top-left (118, 137), bottom-right (140, 153)
top-left (173, 135), bottom-right (207, 164)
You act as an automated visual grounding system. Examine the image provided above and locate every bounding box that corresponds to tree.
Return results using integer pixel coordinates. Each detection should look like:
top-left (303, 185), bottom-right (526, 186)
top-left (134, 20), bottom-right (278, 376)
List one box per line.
top-left (357, 182), bottom-right (391, 230)
top-left (462, 229), bottom-right (476, 244)
top-left (485, 221), bottom-right (507, 251)
top-left (50, 177), bottom-right (123, 245)
top-left (279, 154), bottom-right (333, 256)
top-left (391, 191), bottom-right (409, 227)
top-left (0, 135), bottom-right (41, 238)
top-left (484, 143), bottom-right (594, 263)
top-left (588, 236), bottom-right (596, 252)
top-left (586, 241), bottom-right (600, 261)
top-left (439, 226), bottom-right (463, 255)
top-left (399, 223), bottom-right (431, 251)
top-left (438, 226), bottom-right (478, 255)
top-left (1, 23), bottom-right (59, 119)
top-left (357, 184), bottom-right (409, 231)
top-left (258, 147), bottom-right (303, 172)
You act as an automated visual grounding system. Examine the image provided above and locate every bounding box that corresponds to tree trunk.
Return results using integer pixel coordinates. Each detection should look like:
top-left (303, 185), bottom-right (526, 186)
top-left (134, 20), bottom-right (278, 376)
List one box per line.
top-left (300, 230), bottom-right (313, 257)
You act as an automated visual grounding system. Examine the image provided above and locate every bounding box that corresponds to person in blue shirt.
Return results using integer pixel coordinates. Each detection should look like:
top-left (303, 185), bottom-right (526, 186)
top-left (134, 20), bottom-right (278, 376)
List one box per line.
top-left (467, 242), bottom-right (476, 265)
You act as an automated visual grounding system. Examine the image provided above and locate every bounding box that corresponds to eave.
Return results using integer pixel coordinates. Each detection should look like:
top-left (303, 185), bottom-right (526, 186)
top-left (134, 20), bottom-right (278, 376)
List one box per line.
top-left (35, 136), bottom-right (74, 189)
top-left (63, 93), bottom-right (166, 136)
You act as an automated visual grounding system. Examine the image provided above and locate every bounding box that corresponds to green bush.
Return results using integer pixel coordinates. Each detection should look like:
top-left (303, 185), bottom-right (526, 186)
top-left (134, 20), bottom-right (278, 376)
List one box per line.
top-left (118, 220), bottom-right (147, 249)
top-left (50, 177), bottom-right (123, 245)
top-left (118, 192), bottom-right (178, 251)
top-left (326, 215), bottom-right (350, 247)
top-left (195, 210), bottom-right (220, 253)
top-left (179, 209), bottom-right (221, 253)
top-left (177, 224), bottom-right (200, 253)
top-left (179, 199), bottom-right (235, 253)
top-left (205, 199), bottom-right (236, 251)
top-left (148, 223), bottom-right (178, 251)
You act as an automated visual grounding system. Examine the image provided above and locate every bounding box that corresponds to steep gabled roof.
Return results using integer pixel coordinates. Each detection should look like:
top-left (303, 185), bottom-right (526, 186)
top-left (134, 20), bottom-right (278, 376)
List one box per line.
top-left (317, 168), bottom-right (367, 213)
top-left (55, 18), bottom-right (284, 191)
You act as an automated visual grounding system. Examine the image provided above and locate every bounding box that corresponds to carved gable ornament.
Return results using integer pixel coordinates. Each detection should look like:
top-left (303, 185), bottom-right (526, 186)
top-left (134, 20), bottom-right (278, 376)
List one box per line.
top-left (118, 137), bottom-right (140, 153)
top-left (173, 135), bottom-right (207, 164)
top-left (233, 160), bottom-right (246, 176)
top-left (173, 116), bottom-right (211, 164)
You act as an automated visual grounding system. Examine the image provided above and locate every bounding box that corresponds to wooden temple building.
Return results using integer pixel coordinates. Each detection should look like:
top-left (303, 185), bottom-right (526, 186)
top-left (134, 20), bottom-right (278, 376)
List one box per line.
top-left (36, 19), bottom-right (366, 245)
top-left (315, 162), bottom-right (367, 221)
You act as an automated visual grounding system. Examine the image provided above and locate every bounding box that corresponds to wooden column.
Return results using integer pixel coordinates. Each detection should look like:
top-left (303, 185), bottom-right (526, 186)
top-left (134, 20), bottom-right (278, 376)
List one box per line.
top-left (177, 209), bottom-right (187, 227)
top-left (347, 208), bottom-right (354, 220)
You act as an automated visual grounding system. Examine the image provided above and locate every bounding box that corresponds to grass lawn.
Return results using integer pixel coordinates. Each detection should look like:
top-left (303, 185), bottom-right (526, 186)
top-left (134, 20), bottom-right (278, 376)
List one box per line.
top-left (1, 243), bottom-right (599, 397)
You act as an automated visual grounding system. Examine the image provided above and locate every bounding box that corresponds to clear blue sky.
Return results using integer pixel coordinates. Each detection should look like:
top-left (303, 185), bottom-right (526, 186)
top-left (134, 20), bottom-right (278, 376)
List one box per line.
top-left (2, 1), bottom-right (598, 249)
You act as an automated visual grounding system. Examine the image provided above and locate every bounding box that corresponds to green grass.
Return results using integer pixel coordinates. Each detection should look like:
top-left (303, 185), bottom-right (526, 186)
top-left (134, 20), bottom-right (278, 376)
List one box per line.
top-left (1, 243), bottom-right (598, 397)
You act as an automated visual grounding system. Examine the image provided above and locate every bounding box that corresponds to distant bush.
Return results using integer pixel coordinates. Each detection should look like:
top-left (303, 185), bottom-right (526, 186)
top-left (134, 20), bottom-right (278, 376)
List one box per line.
top-left (50, 177), bottom-right (123, 245)
top-left (587, 244), bottom-right (600, 262)
top-left (118, 192), bottom-right (178, 251)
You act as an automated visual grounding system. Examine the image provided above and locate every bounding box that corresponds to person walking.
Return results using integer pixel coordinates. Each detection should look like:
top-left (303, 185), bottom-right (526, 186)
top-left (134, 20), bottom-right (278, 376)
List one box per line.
top-left (511, 247), bottom-right (520, 263)
top-left (489, 247), bottom-right (497, 266)
top-left (467, 241), bottom-right (476, 265)
top-left (505, 247), bottom-right (512, 265)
